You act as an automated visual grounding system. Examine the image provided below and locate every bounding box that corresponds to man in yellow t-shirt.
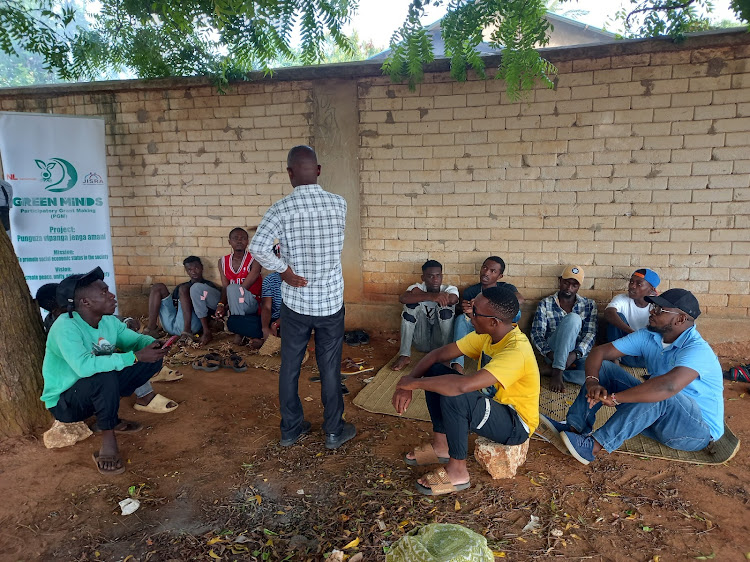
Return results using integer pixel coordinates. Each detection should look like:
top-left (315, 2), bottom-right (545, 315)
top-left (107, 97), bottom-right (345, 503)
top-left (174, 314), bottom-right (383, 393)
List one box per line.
top-left (393, 286), bottom-right (540, 496)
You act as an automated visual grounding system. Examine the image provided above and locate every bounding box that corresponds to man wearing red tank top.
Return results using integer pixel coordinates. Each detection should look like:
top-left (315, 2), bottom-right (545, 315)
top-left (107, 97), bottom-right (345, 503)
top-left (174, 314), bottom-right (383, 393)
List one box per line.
top-left (215, 227), bottom-right (263, 344)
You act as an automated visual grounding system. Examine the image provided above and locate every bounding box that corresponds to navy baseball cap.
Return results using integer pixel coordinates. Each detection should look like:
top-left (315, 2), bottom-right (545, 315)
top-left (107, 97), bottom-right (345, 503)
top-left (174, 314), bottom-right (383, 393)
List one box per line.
top-left (56, 267), bottom-right (105, 310)
top-left (646, 288), bottom-right (701, 319)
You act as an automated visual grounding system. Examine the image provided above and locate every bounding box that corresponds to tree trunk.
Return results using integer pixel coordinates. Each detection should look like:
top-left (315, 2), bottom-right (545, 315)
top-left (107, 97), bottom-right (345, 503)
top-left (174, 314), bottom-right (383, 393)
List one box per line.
top-left (0, 230), bottom-right (51, 437)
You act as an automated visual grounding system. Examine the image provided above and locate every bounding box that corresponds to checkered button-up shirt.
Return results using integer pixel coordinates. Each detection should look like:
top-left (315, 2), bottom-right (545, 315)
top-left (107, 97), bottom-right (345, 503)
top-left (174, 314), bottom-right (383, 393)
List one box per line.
top-left (531, 293), bottom-right (598, 357)
top-left (249, 184), bottom-right (346, 317)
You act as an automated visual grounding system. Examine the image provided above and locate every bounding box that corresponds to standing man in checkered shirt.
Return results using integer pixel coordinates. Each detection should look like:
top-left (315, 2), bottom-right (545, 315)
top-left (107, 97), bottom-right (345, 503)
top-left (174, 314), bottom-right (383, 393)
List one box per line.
top-left (249, 145), bottom-right (356, 450)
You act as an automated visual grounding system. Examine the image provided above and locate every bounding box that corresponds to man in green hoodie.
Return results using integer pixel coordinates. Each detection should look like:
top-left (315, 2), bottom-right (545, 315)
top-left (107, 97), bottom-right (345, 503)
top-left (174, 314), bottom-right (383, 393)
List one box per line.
top-left (41, 267), bottom-right (169, 475)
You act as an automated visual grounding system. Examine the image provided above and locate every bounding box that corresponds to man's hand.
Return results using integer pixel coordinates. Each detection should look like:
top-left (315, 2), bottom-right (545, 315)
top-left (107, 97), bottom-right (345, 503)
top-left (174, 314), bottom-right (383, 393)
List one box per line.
top-left (392, 388), bottom-right (413, 414)
top-left (213, 303), bottom-right (227, 319)
top-left (270, 319), bottom-right (280, 337)
top-left (585, 382), bottom-right (609, 408)
top-left (135, 342), bottom-right (169, 363)
top-left (433, 292), bottom-right (451, 307)
top-left (460, 299), bottom-right (473, 315)
top-left (396, 375), bottom-right (421, 391)
top-left (281, 267), bottom-right (307, 288)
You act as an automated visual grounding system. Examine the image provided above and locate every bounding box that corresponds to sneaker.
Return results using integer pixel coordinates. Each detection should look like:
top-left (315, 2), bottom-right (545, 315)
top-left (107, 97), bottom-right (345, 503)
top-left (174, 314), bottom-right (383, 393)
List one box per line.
top-left (341, 383), bottom-right (350, 396)
top-left (560, 431), bottom-right (596, 465)
top-left (280, 420), bottom-right (311, 447)
top-left (325, 422), bottom-right (356, 450)
top-left (536, 415), bottom-right (571, 456)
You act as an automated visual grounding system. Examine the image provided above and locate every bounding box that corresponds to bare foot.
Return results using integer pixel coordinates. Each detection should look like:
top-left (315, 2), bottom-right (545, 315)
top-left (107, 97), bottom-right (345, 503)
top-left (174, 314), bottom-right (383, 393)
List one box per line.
top-left (233, 333), bottom-right (244, 345)
top-left (450, 362), bottom-right (464, 375)
top-left (392, 355), bottom-right (411, 371)
top-left (246, 338), bottom-right (264, 350)
top-left (142, 326), bottom-right (160, 338)
top-left (550, 369), bottom-right (565, 393)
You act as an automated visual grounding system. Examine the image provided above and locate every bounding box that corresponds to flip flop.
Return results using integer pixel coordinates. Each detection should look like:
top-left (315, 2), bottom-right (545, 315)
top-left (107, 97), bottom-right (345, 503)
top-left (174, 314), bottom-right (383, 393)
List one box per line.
top-left (133, 393), bottom-right (178, 414)
top-left (343, 357), bottom-right (366, 365)
top-left (415, 467), bottom-right (470, 496)
top-left (192, 352), bottom-right (221, 372)
top-left (723, 365), bottom-right (750, 383)
top-left (404, 443), bottom-right (450, 466)
top-left (341, 359), bottom-right (374, 376)
top-left (90, 419), bottom-right (143, 434)
top-left (150, 366), bottom-right (184, 383)
top-left (221, 352), bottom-right (248, 372)
top-left (92, 451), bottom-right (126, 475)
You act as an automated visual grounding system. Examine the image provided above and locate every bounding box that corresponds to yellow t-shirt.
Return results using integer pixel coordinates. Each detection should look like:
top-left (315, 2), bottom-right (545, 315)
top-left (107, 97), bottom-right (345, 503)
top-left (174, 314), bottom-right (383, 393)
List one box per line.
top-left (456, 327), bottom-right (540, 435)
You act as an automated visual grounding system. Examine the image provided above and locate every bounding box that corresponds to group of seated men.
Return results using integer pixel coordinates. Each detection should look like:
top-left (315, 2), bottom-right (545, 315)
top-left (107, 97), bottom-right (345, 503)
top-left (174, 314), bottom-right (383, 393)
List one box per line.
top-left (37, 253), bottom-right (724, 489)
top-left (390, 258), bottom-right (723, 495)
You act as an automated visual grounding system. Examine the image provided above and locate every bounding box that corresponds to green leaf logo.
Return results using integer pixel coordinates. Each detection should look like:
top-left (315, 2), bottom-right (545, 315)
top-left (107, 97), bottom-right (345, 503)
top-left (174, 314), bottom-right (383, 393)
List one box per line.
top-left (37, 158), bottom-right (78, 192)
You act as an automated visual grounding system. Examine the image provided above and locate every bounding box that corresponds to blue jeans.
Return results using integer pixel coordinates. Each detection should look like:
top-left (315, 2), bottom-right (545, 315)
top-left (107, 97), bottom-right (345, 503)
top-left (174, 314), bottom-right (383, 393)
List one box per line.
top-left (544, 313), bottom-right (586, 385)
top-left (566, 361), bottom-right (712, 453)
top-left (606, 312), bottom-right (646, 368)
top-left (451, 309), bottom-right (521, 368)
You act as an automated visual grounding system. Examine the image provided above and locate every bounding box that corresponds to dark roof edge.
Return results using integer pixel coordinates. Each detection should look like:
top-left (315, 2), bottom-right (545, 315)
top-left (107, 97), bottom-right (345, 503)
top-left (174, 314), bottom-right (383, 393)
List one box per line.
top-left (0, 28), bottom-right (748, 97)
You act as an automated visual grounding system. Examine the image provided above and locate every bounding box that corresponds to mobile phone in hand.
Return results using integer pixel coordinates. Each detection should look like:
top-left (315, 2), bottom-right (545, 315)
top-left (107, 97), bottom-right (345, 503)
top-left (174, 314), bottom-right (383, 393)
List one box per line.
top-left (160, 335), bottom-right (179, 349)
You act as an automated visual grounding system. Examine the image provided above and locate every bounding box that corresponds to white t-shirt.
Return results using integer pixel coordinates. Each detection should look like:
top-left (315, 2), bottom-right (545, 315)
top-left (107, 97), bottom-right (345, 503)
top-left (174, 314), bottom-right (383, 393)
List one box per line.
top-left (606, 293), bottom-right (651, 331)
top-left (407, 282), bottom-right (459, 297)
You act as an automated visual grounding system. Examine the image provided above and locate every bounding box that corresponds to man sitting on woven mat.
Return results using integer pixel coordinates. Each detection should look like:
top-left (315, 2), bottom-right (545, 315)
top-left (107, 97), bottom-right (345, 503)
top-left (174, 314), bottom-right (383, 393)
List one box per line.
top-left (41, 268), bottom-right (174, 475)
top-left (541, 289), bottom-right (724, 465)
top-left (392, 260), bottom-right (459, 372)
top-left (604, 268), bottom-right (660, 368)
top-left (392, 286), bottom-right (540, 496)
top-left (449, 256), bottom-right (525, 374)
top-left (531, 265), bottom-right (597, 393)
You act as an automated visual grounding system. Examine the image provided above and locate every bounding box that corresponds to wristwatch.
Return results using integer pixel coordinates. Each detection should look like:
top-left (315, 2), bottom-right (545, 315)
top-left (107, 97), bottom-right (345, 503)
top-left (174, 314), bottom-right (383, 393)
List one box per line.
top-left (574, 349), bottom-right (583, 360)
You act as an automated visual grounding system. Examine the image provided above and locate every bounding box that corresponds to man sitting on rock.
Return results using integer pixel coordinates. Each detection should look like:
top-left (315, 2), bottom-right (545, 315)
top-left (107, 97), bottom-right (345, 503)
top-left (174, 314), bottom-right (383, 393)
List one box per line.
top-left (604, 268), bottom-right (660, 368)
top-left (41, 268), bottom-right (171, 475)
top-left (541, 289), bottom-right (724, 465)
top-left (450, 256), bottom-right (525, 374)
top-left (392, 287), bottom-right (539, 495)
top-left (143, 256), bottom-right (221, 346)
top-left (531, 265), bottom-right (597, 393)
top-left (392, 260), bottom-right (459, 372)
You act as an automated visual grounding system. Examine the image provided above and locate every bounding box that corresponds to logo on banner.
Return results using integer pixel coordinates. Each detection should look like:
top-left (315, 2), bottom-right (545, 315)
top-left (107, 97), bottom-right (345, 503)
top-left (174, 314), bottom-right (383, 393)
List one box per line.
top-left (35, 158), bottom-right (78, 192)
top-left (82, 172), bottom-right (104, 185)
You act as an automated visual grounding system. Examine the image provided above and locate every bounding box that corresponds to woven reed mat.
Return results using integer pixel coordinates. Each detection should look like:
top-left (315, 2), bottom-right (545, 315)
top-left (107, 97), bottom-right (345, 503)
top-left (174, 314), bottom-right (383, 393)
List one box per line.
top-left (354, 354), bottom-right (740, 464)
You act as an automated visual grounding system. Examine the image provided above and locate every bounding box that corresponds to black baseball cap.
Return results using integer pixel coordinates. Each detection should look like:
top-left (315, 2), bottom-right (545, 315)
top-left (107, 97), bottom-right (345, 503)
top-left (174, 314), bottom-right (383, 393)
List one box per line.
top-left (56, 267), bottom-right (105, 310)
top-left (645, 288), bottom-right (701, 319)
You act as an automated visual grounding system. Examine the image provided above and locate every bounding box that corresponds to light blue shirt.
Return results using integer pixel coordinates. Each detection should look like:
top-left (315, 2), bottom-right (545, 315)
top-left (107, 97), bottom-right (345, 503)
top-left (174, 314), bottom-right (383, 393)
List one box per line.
top-left (613, 326), bottom-right (724, 441)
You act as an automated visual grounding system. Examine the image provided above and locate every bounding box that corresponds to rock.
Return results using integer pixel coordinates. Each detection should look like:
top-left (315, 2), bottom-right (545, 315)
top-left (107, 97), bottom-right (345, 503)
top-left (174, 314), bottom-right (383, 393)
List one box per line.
top-left (474, 436), bottom-right (529, 479)
top-left (43, 420), bottom-right (93, 449)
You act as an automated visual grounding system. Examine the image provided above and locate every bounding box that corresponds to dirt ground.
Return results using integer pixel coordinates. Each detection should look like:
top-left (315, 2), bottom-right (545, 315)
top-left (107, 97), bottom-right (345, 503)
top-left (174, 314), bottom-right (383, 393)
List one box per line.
top-left (1, 332), bottom-right (749, 562)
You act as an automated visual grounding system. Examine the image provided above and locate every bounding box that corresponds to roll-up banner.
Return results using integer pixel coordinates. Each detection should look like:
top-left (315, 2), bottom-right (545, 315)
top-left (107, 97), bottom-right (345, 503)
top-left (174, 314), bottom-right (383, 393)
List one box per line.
top-left (0, 112), bottom-right (117, 299)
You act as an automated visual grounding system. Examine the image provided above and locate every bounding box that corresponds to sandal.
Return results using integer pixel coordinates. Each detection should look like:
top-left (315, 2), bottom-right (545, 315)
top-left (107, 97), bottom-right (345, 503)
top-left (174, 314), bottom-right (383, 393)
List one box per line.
top-left (404, 443), bottom-right (450, 466)
top-left (222, 352), bottom-right (248, 372)
top-left (723, 365), bottom-right (750, 383)
top-left (415, 467), bottom-right (470, 496)
top-left (90, 419), bottom-right (143, 434)
top-left (150, 366), bottom-right (184, 382)
top-left (192, 352), bottom-right (221, 372)
top-left (356, 330), bottom-right (370, 345)
top-left (341, 358), bottom-right (374, 376)
top-left (92, 451), bottom-right (126, 475)
top-left (133, 393), bottom-right (178, 414)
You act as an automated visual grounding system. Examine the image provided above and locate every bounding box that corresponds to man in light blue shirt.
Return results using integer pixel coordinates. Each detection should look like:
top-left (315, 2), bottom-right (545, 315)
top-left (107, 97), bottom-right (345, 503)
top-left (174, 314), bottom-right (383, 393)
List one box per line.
top-left (539, 289), bottom-right (724, 465)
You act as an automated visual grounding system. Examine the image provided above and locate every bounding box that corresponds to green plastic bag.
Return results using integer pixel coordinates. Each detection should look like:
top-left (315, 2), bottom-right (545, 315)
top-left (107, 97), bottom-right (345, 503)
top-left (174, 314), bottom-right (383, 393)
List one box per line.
top-left (386, 523), bottom-right (494, 562)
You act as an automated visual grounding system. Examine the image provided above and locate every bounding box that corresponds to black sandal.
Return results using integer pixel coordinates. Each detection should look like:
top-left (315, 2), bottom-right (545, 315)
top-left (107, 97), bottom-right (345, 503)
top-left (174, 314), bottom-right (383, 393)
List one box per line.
top-left (222, 352), bottom-right (248, 372)
top-left (192, 352), bottom-right (222, 372)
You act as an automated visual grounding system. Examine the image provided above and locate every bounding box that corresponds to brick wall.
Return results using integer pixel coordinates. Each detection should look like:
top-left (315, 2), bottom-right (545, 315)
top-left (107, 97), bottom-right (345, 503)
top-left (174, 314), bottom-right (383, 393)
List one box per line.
top-left (1, 31), bottom-right (749, 321)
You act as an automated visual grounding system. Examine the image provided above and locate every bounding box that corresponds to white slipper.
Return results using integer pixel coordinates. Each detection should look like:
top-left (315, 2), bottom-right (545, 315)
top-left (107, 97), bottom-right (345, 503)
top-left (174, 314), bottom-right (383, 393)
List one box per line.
top-left (133, 393), bottom-right (178, 414)
top-left (150, 366), bottom-right (184, 383)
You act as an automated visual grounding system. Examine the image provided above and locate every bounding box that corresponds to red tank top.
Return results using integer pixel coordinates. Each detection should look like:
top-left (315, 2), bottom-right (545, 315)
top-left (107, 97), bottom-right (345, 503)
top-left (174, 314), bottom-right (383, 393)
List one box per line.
top-left (222, 251), bottom-right (262, 302)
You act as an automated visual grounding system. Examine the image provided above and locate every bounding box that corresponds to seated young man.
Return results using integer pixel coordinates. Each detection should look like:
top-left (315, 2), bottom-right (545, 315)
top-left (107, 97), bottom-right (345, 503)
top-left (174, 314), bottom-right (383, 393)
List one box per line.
top-left (450, 256), bottom-right (525, 373)
top-left (392, 287), bottom-right (540, 495)
top-left (225, 270), bottom-right (283, 344)
top-left (540, 289), bottom-right (724, 465)
top-left (214, 227), bottom-right (263, 344)
top-left (531, 265), bottom-right (597, 393)
top-left (41, 268), bottom-right (171, 475)
top-left (392, 260), bottom-right (459, 371)
top-left (144, 256), bottom-right (221, 345)
top-left (604, 268), bottom-right (660, 368)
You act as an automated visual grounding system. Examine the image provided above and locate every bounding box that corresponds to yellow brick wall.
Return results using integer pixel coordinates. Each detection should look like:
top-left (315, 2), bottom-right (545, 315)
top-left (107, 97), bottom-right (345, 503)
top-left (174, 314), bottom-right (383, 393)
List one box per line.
top-left (1, 32), bottom-right (749, 319)
top-left (358, 41), bottom-right (750, 317)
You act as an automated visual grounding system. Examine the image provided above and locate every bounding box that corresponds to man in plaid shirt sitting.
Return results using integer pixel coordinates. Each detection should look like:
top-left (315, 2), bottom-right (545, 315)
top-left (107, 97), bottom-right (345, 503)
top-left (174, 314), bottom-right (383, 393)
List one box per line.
top-left (531, 266), bottom-right (598, 393)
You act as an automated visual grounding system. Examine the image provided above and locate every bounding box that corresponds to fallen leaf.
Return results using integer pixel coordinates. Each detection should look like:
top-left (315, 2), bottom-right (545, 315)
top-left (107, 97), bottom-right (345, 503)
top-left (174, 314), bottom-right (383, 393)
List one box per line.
top-left (343, 537), bottom-right (360, 550)
top-left (492, 552), bottom-right (506, 557)
top-left (254, 494), bottom-right (262, 504)
top-left (208, 550), bottom-right (222, 559)
top-left (454, 499), bottom-right (461, 512)
top-left (207, 537), bottom-right (223, 545)
top-left (529, 478), bottom-right (543, 487)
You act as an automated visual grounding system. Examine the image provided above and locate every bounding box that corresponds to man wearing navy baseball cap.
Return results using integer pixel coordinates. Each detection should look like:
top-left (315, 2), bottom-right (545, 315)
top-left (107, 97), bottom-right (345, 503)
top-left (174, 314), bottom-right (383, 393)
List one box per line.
top-left (604, 268), bottom-right (660, 368)
top-left (539, 288), bottom-right (724, 465)
top-left (41, 267), bottom-right (173, 475)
